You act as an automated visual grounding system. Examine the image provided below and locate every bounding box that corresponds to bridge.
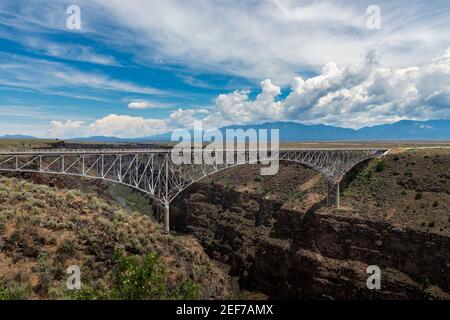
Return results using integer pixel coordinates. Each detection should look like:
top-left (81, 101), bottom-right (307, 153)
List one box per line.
top-left (0, 148), bottom-right (389, 231)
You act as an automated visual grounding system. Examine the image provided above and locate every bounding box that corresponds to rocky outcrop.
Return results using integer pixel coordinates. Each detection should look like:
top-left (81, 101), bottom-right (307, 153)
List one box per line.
top-left (171, 183), bottom-right (450, 299)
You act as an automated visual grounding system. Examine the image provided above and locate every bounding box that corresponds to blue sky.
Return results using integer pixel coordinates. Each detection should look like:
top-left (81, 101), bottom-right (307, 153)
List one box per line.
top-left (0, 0), bottom-right (449, 137)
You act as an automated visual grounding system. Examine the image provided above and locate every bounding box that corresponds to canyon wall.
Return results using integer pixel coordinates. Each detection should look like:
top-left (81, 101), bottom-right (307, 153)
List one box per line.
top-left (171, 183), bottom-right (450, 299)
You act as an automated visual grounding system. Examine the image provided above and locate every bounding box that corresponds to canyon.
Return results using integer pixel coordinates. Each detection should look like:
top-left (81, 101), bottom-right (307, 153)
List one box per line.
top-left (171, 150), bottom-right (450, 299)
top-left (1, 141), bottom-right (449, 300)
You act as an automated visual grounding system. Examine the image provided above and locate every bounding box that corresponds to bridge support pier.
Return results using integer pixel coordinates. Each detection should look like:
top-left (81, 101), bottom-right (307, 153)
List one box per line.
top-left (163, 203), bottom-right (170, 233)
top-left (336, 181), bottom-right (340, 209)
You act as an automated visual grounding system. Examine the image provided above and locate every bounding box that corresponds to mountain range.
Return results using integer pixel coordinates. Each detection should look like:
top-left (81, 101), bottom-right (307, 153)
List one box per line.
top-left (0, 134), bottom-right (38, 140)
top-left (1, 119), bottom-right (449, 142)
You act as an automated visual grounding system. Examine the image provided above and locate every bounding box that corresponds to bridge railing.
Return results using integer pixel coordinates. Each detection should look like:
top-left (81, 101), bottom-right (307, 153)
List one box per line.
top-left (0, 148), bottom-right (389, 155)
top-left (0, 148), bottom-right (171, 155)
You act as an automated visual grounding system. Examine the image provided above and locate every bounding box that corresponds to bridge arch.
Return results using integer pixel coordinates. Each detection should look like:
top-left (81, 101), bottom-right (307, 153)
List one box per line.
top-left (166, 154), bottom-right (382, 205)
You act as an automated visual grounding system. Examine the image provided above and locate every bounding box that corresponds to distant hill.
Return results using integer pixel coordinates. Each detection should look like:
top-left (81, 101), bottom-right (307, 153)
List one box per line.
top-left (224, 119), bottom-right (450, 141)
top-left (0, 134), bottom-right (37, 140)
top-left (355, 119), bottom-right (450, 140)
top-left (223, 121), bottom-right (356, 141)
top-left (70, 119), bottom-right (449, 142)
top-left (68, 136), bottom-right (128, 143)
top-left (4, 119), bottom-right (449, 142)
top-left (69, 133), bottom-right (173, 143)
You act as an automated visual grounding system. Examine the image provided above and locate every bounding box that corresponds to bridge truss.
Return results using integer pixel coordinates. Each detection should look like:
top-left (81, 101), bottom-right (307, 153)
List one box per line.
top-left (0, 148), bottom-right (388, 231)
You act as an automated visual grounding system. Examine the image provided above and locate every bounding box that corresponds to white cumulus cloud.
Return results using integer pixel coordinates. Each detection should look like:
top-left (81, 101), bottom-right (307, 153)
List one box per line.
top-left (213, 79), bottom-right (283, 124)
top-left (87, 114), bottom-right (168, 137)
top-left (127, 101), bottom-right (173, 109)
top-left (127, 101), bottom-right (152, 109)
top-left (48, 120), bottom-right (85, 138)
top-left (206, 48), bottom-right (450, 128)
top-left (48, 115), bottom-right (168, 138)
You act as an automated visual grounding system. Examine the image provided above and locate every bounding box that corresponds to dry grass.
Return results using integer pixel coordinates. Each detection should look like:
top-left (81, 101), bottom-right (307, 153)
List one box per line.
top-left (340, 150), bottom-right (450, 235)
top-left (0, 176), bottom-right (231, 300)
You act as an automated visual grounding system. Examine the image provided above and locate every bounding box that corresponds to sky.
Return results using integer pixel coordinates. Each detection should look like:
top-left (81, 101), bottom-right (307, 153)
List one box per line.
top-left (0, 0), bottom-right (449, 138)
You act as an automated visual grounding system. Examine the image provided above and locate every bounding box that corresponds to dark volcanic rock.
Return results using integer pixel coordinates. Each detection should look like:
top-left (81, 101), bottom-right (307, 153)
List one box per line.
top-left (172, 183), bottom-right (450, 300)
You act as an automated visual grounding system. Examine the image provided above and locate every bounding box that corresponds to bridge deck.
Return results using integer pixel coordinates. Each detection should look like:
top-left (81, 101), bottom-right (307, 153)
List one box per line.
top-left (0, 148), bottom-right (389, 155)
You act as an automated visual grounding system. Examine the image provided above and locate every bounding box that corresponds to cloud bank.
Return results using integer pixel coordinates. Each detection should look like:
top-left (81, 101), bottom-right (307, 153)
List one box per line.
top-left (91, 0), bottom-right (450, 84)
top-left (3, 0), bottom-right (449, 85)
top-left (49, 49), bottom-right (450, 138)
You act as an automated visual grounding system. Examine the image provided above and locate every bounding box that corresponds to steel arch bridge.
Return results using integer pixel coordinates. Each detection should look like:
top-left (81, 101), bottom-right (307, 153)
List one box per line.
top-left (0, 148), bottom-right (388, 231)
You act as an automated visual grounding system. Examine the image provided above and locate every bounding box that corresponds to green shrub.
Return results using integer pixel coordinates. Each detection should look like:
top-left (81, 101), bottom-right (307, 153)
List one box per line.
top-left (415, 192), bottom-right (423, 200)
top-left (75, 250), bottom-right (200, 300)
top-left (111, 250), bottom-right (199, 300)
top-left (0, 279), bottom-right (32, 300)
top-left (253, 176), bottom-right (262, 183)
top-left (15, 191), bottom-right (27, 202)
top-left (112, 209), bottom-right (127, 223)
top-left (111, 250), bottom-right (167, 299)
top-left (0, 189), bottom-right (8, 202)
top-left (361, 169), bottom-right (372, 182)
top-left (0, 281), bottom-right (10, 300)
top-left (0, 211), bottom-right (8, 233)
top-left (375, 161), bottom-right (385, 172)
top-left (73, 285), bottom-right (108, 300)
top-left (15, 212), bottom-right (33, 227)
top-left (57, 239), bottom-right (76, 256)
top-left (288, 191), bottom-right (306, 201)
top-left (260, 186), bottom-right (269, 195)
top-left (27, 198), bottom-right (46, 209)
top-left (96, 216), bottom-right (114, 235)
